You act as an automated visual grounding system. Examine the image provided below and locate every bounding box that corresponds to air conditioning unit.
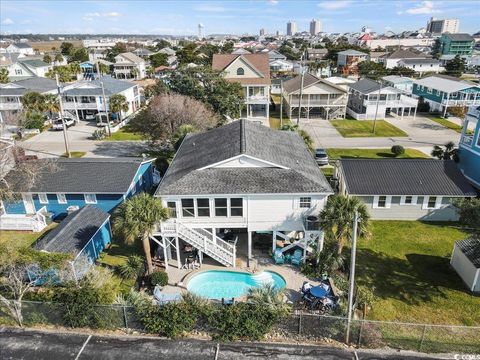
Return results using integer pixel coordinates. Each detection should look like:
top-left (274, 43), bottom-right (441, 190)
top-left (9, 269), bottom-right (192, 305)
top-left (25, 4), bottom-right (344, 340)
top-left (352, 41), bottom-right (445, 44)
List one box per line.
top-left (66, 205), bottom-right (80, 214)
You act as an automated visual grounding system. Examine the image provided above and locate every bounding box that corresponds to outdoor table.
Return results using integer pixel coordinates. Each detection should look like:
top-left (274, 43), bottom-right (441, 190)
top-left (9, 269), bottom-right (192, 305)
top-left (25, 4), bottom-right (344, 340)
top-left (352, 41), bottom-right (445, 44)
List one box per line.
top-left (310, 286), bottom-right (328, 298)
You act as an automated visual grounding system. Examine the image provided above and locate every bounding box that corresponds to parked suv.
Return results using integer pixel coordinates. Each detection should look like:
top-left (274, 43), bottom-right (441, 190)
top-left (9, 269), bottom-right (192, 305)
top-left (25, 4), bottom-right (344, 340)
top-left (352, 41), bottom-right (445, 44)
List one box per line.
top-left (52, 117), bottom-right (75, 131)
top-left (314, 148), bottom-right (329, 166)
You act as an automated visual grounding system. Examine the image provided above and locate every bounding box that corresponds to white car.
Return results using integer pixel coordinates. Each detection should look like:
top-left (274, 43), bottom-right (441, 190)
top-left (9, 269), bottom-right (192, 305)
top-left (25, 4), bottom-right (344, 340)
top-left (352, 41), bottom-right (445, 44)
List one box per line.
top-left (52, 117), bottom-right (75, 131)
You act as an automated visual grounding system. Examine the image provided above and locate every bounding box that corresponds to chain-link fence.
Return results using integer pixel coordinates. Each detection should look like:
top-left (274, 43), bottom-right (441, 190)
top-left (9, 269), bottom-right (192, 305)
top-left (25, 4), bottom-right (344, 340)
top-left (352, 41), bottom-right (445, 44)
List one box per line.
top-left (3, 302), bottom-right (479, 354)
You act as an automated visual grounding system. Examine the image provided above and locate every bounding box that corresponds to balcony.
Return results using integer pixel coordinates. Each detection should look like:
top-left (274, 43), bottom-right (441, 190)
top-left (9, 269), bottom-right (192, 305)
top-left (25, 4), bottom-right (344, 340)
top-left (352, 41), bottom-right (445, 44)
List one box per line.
top-left (62, 102), bottom-right (99, 110)
top-left (246, 94), bottom-right (269, 103)
top-left (0, 103), bottom-right (22, 111)
top-left (441, 98), bottom-right (480, 106)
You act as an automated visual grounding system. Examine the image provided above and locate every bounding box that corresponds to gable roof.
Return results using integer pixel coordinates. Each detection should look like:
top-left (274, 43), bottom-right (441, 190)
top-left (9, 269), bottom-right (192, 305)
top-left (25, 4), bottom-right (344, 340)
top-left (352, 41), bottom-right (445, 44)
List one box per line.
top-left (212, 54), bottom-right (270, 85)
top-left (414, 76), bottom-right (479, 93)
top-left (19, 59), bottom-right (50, 68)
top-left (386, 49), bottom-right (426, 59)
top-left (338, 159), bottom-right (477, 196)
top-left (348, 78), bottom-right (381, 93)
top-left (34, 205), bottom-right (110, 256)
top-left (455, 238), bottom-right (480, 268)
top-left (156, 120), bottom-right (332, 195)
top-left (283, 73), bottom-right (347, 94)
top-left (115, 52), bottom-right (144, 64)
top-left (63, 76), bottom-right (135, 96)
top-left (5, 158), bottom-right (151, 194)
top-left (338, 49), bottom-right (368, 56)
top-left (0, 77), bottom-right (58, 96)
top-left (10, 43), bottom-right (32, 49)
top-left (399, 58), bottom-right (441, 65)
top-left (382, 75), bottom-right (414, 84)
top-left (443, 33), bottom-right (475, 42)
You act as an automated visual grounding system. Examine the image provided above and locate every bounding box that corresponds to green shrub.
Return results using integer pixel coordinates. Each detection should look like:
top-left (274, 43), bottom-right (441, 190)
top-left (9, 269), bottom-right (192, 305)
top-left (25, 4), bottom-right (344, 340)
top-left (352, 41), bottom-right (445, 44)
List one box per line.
top-left (23, 112), bottom-right (45, 131)
top-left (391, 145), bottom-right (405, 157)
top-left (92, 129), bottom-right (106, 140)
top-left (117, 255), bottom-right (144, 280)
top-left (150, 271), bottom-right (168, 287)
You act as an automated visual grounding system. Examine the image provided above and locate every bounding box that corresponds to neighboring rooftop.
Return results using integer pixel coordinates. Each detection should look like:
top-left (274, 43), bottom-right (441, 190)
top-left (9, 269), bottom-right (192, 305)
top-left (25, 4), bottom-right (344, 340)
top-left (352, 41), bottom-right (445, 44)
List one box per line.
top-left (18, 59), bottom-right (51, 68)
top-left (5, 158), bottom-right (151, 193)
top-left (10, 42), bottom-right (32, 49)
top-left (283, 73), bottom-right (347, 94)
top-left (414, 76), bottom-right (479, 92)
top-left (399, 58), bottom-right (441, 65)
top-left (0, 77), bottom-right (59, 96)
top-left (348, 78), bottom-right (381, 93)
top-left (385, 49), bottom-right (426, 59)
top-left (338, 49), bottom-right (368, 56)
top-left (212, 53), bottom-right (270, 85)
top-left (115, 52), bottom-right (145, 64)
top-left (34, 205), bottom-right (110, 256)
top-left (338, 159), bottom-right (477, 196)
top-left (455, 238), bottom-right (480, 268)
top-left (63, 76), bottom-right (135, 96)
top-left (443, 33), bottom-right (475, 42)
top-left (382, 75), bottom-right (414, 84)
top-left (156, 120), bottom-right (332, 195)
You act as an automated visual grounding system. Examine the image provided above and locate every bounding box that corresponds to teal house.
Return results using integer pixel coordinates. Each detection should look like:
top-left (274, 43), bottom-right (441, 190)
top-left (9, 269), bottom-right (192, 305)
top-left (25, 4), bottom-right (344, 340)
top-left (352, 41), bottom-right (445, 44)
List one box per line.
top-left (0, 158), bottom-right (157, 232)
top-left (412, 76), bottom-right (480, 117)
top-left (459, 106), bottom-right (480, 189)
top-left (439, 33), bottom-right (475, 56)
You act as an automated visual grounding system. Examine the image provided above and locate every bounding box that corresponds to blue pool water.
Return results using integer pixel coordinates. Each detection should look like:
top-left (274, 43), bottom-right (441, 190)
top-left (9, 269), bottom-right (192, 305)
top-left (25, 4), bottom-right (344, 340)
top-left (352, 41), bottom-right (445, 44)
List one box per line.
top-left (187, 270), bottom-right (286, 299)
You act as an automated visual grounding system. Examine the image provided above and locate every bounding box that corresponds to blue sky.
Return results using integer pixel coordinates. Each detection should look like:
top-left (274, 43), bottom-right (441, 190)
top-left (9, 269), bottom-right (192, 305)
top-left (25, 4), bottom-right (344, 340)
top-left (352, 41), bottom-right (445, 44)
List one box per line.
top-left (1, 1), bottom-right (479, 36)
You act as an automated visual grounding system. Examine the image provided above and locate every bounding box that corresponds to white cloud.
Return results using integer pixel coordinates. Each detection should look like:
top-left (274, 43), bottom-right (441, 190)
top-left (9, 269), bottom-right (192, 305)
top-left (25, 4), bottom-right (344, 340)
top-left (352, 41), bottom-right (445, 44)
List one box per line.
top-left (103, 12), bottom-right (122, 17)
top-left (1, 18), bottom-right (14, 25)
top-left (268, 0), bottom-right (279, 5)
top-left (317, 1), bottom-right (351, 10)
top-left (194, 5), bottom-right (227, 12)
top-left (82, 12), bottom-right (101, 21)
top-left (402, 1), bottom-right (441, 15)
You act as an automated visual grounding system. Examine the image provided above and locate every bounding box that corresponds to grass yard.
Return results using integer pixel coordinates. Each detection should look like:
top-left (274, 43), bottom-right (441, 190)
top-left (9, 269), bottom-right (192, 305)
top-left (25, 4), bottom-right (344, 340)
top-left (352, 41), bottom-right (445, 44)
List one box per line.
top-left (356, 221), bottom-right (480, 326)
top-left (330, 120), bottom-right (408, 138)
top-left (62, 151), bottom-right (86, 158)
top-left (0, 224), bottom-right (58, 249)
top-left (327, 148), bottom-right (429, 160)
top-left (427, 116), bottom-right (463, 133)
top-left (106, 125), bottom-right (146, 141)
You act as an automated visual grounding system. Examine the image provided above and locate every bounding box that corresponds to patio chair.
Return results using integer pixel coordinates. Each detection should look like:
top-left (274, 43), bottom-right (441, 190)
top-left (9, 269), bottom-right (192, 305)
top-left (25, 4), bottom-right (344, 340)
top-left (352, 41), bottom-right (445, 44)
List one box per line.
top-left (153, 286), bottom-right (182, 305)
top-left (290, 249), bottom-right (303, 266)
top-left (272, 248), bottom-right (285, 264)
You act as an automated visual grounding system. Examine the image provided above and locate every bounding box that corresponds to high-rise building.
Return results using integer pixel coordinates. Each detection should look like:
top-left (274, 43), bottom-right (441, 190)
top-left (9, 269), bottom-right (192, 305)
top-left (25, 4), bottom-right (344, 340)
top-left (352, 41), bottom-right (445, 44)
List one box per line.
top-left (426, 17), bottom-right (459, 35)
top-left (198, 23), bottom-right (205, 39)
top-left (287, 21), bottom-right (297, 36)
top-left (309, 19), bottom-right (322, 35)
top-left (259, 28), bottom-right (265, 36)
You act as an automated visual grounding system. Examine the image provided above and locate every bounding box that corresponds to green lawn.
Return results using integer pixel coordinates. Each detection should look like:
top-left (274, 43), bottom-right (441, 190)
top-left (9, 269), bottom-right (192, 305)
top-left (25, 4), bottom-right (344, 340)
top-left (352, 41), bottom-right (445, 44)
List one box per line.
top-left (330, 120), bottom-right (408, 138)
top-left (356, 221), bottom-right (480, 326)
top-left (106, 125), bottom-right (146, 141)
top-left (0, 224), bottom-right (58, 249)
top-left (427, 116), bottom-right (463, 133)
top-left (62, 151), bottom-right (86, 158)
top-left (320, 167), bottom-right (334, 177)
top-left (327, 148), bottom-right (429, 160)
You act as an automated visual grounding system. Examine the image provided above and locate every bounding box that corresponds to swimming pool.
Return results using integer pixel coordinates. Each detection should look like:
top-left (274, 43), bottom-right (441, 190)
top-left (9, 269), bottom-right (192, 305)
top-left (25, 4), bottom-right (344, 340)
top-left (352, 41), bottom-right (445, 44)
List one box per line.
top-left (187, 270), bottom-right (286, 300)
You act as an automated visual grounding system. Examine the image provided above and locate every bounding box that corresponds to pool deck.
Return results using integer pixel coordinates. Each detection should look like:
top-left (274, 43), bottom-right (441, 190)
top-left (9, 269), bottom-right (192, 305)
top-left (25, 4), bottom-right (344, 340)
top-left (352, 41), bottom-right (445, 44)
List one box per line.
top-left (161, 252), bottom-right (320, 303)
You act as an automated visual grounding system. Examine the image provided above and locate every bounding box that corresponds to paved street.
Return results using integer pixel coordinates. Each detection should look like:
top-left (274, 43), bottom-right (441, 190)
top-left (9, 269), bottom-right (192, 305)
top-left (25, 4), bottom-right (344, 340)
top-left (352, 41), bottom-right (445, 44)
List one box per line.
top-left (300, 115), bottom-right (460, 153)
top-left (0, 328), bottom-right (449, 360)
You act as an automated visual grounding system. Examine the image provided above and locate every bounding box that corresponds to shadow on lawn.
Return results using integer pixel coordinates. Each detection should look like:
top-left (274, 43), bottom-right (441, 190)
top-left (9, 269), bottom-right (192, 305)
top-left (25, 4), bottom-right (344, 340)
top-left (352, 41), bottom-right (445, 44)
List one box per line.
top-left (356, 249), bottom-right (466, 305)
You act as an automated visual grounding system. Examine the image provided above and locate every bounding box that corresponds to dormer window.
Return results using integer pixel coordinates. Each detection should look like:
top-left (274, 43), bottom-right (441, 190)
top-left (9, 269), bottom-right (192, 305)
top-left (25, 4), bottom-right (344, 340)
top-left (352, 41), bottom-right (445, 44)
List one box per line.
top-left (237, 67), bottom-right (244, 76)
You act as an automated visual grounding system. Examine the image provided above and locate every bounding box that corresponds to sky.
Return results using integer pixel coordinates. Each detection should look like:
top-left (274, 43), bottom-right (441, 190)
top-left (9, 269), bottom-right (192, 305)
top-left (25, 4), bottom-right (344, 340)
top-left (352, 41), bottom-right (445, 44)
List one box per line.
top-left (1, 0), bottom-right (479, 36)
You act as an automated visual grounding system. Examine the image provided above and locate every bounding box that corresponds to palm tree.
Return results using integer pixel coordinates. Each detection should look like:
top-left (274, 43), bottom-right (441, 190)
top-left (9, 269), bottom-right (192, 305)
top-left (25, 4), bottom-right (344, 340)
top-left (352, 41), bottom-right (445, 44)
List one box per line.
top-left (113, 193), bottom-right (169, 275)
top-left (247, 284), bottom-right (285, 309)
top-left (280, 124), bottom-right (314, 152)
top-left (20, 92), bottom-right (45, 112)
top-left (109, 94), bottom-right (129, 122)
top-left (43, 94), bottom-right (60, 115)
top-left (319, 195), bottom-right (370, 254)
top-left (54, 53), bottom-right (63, 66)
top-left (431, 141), bottom-right (459, 162)
top-left (0, 68), bottom-right (9, 84)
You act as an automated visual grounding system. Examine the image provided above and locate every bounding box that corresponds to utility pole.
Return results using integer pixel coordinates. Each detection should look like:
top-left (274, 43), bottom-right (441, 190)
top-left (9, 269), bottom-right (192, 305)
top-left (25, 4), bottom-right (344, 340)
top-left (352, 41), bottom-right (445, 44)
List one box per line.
top-left (55, 74), bottom-right (70, 158)
top-left (372, 81), bottom-right (381, 134)
top-left (280, 79), bottom-right (283, 128)
top-left (297, 50), bottom-right (306, 126)
top-left (345, 210), bottom-right (359, 344)
top-left (96, 62), bottom-right (112, 137)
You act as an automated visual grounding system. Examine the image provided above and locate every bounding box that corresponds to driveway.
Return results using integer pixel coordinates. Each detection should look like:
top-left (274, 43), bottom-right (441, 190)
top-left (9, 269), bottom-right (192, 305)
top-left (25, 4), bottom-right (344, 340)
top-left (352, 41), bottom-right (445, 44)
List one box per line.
top-left (20, 120), bottom-right (149, 158)
top-left (299, 115), bottom-right (460, 154)
top-left (0, 328), bottom-right (446, 360)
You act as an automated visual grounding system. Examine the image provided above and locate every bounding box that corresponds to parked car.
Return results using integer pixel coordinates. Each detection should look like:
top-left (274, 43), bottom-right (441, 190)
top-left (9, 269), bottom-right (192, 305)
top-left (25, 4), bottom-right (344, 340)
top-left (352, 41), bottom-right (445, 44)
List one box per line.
top-left (314, 148), bottom-right (329, 166)
top-left (96, 113), bottom-right (116, 127)
top-left (52, 117), bottom-right (75, 131)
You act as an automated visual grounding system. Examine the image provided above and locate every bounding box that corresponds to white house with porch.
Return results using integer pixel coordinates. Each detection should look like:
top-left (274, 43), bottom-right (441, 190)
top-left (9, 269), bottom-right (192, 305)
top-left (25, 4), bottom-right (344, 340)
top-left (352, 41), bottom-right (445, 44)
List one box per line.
top-left (113, 52), bottom-right (146, 80)
top-left (153, 120), bottom-right (333, 269)
top-left (212, 53), bottom-right (270, 120)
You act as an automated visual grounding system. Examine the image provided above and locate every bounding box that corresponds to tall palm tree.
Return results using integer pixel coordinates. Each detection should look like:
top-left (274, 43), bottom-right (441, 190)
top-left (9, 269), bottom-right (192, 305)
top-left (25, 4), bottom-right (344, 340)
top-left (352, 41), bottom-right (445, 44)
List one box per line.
top-left (20, 92), bottom-right (45, 112)
top-left (319, 195), bottom-right (370, 254)
top-left (431, 141), bottom-right (459, 162)
top-left (109, 94), bottom-right (129, 122)
top-left (113, 193), bottom-right (169, 275)
top-left (42, 94), bottom-right (60, 115)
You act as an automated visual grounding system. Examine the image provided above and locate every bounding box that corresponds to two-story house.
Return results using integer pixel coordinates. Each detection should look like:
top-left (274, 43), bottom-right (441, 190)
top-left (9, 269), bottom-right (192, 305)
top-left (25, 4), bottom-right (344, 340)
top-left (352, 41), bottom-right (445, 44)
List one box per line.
top-left (0, 158), bottom-right (155, 232)
top-left (396, 58), bottom-right (443, 74)
top-left (379, 49), bottom-right (433, 69)
top-left (62, 76), bottom-right (141, 121)
top-left (458, 106), bottom-right (480, 188)
top-left (412, 76), bottom-right (480, 116)
top-left (347, 78), bottom-right (418, 120)
top-left (5, 43), bottom-right (34, 56)
top-left (212, 53), bottom-right (270, 120)
top-left (153, 120), bottom-right (333, 268)
top-left (282, 73), bottom-right (348, 120)
top-left (337, 49), bottom-right (369, 76)
top-left (382, 75), bottom-right (414, 94)
top-left (439, 33), bottom-right (475, 56)
top-left (113, 52), bottom-right (146, 80)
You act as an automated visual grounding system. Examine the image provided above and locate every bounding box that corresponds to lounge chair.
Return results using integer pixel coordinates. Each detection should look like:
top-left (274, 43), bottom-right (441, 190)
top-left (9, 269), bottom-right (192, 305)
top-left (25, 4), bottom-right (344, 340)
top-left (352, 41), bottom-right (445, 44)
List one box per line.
top-left (291, 249), bottom-right (303, 266)
top-left (273, 248), bottom-right (285, 264)
top-left (153, 286), bottom-right (182, 305)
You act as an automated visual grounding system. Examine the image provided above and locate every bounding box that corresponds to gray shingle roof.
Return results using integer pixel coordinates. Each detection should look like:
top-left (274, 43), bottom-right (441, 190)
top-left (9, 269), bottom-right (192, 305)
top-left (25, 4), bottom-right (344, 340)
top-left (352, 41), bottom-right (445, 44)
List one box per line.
top-left (6, 158), bottom-right (149, 193)
top-left (34, 205), bottom-right (110, 256)
top-left (348, 78), bottom-right (381, 94)
top-left (400, 58), bottom-right (440, 65)
top-left (386, 49), bottom-right (426, 59)
top-left (338, 159), bottom-right (477, 196)
top-left (12, 43), bottom-right (32, 49)
top-left (0, 77), bottom-right (59, 96)
top-left (19, 59), bottom-right (50, 68)
top-left (156, 120), bottom-right (332, 196)
top-left (63, 76), bottom-right (135, 96)
top-left (338, 49), bottom-right (368, 56)
top-left (443, 33), bottom-right (474, 42)
top-left (456, 238), bottom-right (480, 268)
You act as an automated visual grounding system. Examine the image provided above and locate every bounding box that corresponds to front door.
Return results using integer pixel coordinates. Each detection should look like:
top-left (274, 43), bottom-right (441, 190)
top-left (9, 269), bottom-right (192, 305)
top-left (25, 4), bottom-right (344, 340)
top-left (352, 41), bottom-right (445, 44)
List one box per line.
top-left (22, 194), bottom-right (36, 214)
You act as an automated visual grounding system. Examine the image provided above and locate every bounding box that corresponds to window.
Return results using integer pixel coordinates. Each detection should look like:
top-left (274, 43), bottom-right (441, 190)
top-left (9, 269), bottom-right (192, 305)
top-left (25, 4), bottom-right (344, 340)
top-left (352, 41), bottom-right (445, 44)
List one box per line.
top-left (38, 193), bottom-right (48, 204)
top-left (167, 201), bottom-right (177, 218)
top-left (181, 199), bottom-right (195, 217)
top-left (405, 196), bottom-right (413, 204)
top-left (138, 175), bottom-right (143, 188)
top-left (57, 193), bottom-right (67, 204)
top-left (427, 88), bottom-right (432, 94)
top-left (84, 194), bottom-right (97, 204)
top-left (214, 198), bottom-right (228, 217)
top-left (401, 195), bottom-right (417, 206)
top-left (236, 67), bottom-right (244, 75)
top-left (377, 196), bottom-right (387, 208)
top-left (230, 198), bottom-right (243, 217)
top-left (197, 198), bottom-right (210, 217)
top-left (373, 195), bottom-right (391, 209)
top-left (15, 69), bottom-right (22, 75)
top-left (428, 196), bottom-right (436, 208)
top-left (299, 197), bottom-right (312, 208)
top-left (424, 196), bottom-right (441, 209)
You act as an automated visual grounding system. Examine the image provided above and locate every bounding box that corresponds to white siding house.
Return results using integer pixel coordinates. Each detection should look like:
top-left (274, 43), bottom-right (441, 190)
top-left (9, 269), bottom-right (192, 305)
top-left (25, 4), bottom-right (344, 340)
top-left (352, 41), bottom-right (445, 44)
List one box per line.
top-left (451, 239), bottom-right (480, 293)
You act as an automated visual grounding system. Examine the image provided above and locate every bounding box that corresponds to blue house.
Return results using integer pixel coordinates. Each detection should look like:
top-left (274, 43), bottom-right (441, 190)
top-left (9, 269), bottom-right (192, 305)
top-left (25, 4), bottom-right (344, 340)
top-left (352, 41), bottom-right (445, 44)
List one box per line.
top-left (31, 205), bottom-right (112, 281)
top-left (458, 106), bottom-right (480, 189)
top-left (1, 157), bottom-right (155, 232)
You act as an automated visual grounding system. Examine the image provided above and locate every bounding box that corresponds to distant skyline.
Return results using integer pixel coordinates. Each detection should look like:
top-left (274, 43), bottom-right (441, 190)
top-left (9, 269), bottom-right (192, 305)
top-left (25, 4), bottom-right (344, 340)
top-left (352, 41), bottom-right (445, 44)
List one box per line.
top-left (1, 0), bottom-right (479, 36)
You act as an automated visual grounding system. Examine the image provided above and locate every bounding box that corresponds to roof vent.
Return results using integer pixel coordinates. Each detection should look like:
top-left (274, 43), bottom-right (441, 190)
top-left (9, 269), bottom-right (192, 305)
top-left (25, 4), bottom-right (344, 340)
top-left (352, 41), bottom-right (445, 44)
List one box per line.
top-left (192, 142), bottom-right (195, 146)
